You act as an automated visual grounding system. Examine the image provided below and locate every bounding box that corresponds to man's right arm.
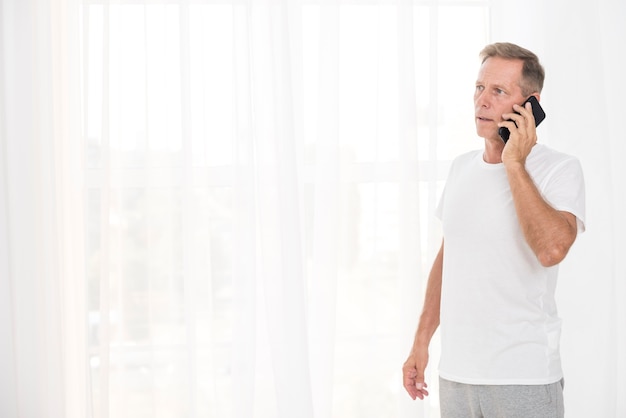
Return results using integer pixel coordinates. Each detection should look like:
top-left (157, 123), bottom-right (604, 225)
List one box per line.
top-left (402, 240), bottom-right (444, 400)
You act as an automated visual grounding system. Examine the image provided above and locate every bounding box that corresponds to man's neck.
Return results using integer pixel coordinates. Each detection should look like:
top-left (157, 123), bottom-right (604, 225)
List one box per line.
top-left (483, 137), bottom-right (505, 164)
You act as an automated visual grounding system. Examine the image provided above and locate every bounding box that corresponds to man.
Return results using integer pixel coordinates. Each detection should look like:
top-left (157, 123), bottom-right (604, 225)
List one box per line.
top-left (402, 42), bottom-right (586, 417)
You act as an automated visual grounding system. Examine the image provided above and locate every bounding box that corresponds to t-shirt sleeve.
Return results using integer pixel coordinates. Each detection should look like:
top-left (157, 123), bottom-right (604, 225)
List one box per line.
top-left (542, 157), bottom-right (586, 233)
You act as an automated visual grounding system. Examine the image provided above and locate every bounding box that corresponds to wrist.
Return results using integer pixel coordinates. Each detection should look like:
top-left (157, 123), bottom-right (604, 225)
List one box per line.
top-left (413, 331), bottom-right (433, 353)
top-left (503, 159), bottom-right (526, 173)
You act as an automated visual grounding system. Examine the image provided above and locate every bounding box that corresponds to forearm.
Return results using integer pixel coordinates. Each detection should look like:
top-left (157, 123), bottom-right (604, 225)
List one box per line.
top-left (412, 242), bottom-right (443, 352)
top-left (505, 162), bottom-right (577, 266)
top-left (413, 308), bottom-right (439, 355)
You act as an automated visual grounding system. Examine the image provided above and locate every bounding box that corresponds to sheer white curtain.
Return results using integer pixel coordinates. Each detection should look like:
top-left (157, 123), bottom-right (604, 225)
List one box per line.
top-left (76, 1), bottom-right (487, 417)
top-left (0, 0), bottom-right (86, 417)
top-left (1, 1), bottom-right (625, 418)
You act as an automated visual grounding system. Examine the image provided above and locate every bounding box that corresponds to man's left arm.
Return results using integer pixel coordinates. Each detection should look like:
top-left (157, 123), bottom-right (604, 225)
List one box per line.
top-left (504, 162), bottom-right (577, 267)
top-left (501, 102), bottom-right (578, 267)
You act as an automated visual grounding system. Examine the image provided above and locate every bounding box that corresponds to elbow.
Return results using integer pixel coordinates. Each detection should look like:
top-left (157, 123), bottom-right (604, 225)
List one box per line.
top-left (532, 213), bottom-right (579, 267)
top-left (536, 243), bottom-right (571, 267)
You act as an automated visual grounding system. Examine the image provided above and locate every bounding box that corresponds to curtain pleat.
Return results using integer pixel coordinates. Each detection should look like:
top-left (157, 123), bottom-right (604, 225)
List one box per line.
top-left (1, 0), bottom-right (86, 417)
top-left (248, 2), bottom-right (315, 416)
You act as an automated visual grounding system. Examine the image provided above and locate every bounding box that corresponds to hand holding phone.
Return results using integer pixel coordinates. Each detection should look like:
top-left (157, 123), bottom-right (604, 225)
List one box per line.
top-left (499, 95), bottom-right (546, 143)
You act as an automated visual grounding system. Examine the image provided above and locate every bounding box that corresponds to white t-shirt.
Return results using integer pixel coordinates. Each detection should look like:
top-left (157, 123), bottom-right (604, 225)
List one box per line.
top-left (435, 143), bottom-right (586, 385)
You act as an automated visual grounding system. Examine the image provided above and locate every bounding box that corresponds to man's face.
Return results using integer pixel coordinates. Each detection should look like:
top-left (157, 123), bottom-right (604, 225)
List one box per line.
top-left (474, 57), bottom-right (526, 141)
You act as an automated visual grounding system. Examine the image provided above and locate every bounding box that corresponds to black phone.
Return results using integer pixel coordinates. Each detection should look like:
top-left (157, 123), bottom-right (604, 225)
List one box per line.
top-left (498, 95), bottom-right (546, 142)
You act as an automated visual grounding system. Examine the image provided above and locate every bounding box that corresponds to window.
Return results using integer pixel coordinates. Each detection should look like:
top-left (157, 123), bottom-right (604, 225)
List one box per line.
top-left (81, 2), bottom-right (490, 417)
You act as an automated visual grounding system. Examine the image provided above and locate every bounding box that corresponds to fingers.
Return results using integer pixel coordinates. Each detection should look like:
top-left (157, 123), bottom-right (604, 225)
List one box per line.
top-left (402, 363), bottom-right (429, 400)
top-left (499, 102), bottom-right (537, 144)
top-left (403, 370), bottom-right (419, 399)
top-left (501, 103), bottom-right (530, 129)
top-left (515, 102), bottom-right (536, 129)
top-left (414, 381), bottom-right (430, 400)
top-left (404, 377), bottom-right (426, 399)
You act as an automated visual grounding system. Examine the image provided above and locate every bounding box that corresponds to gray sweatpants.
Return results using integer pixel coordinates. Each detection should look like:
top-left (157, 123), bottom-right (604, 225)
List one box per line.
top-left (439, 377), bottom-right (565, 418)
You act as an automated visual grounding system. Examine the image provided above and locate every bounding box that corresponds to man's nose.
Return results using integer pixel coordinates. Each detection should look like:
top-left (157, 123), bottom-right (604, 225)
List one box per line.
top-left (475, 92), bottom-right (489, 107)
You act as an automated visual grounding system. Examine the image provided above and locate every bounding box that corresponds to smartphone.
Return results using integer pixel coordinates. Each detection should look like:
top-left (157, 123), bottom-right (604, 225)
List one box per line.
top-left (498, 95), bottom-right (546, 142)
